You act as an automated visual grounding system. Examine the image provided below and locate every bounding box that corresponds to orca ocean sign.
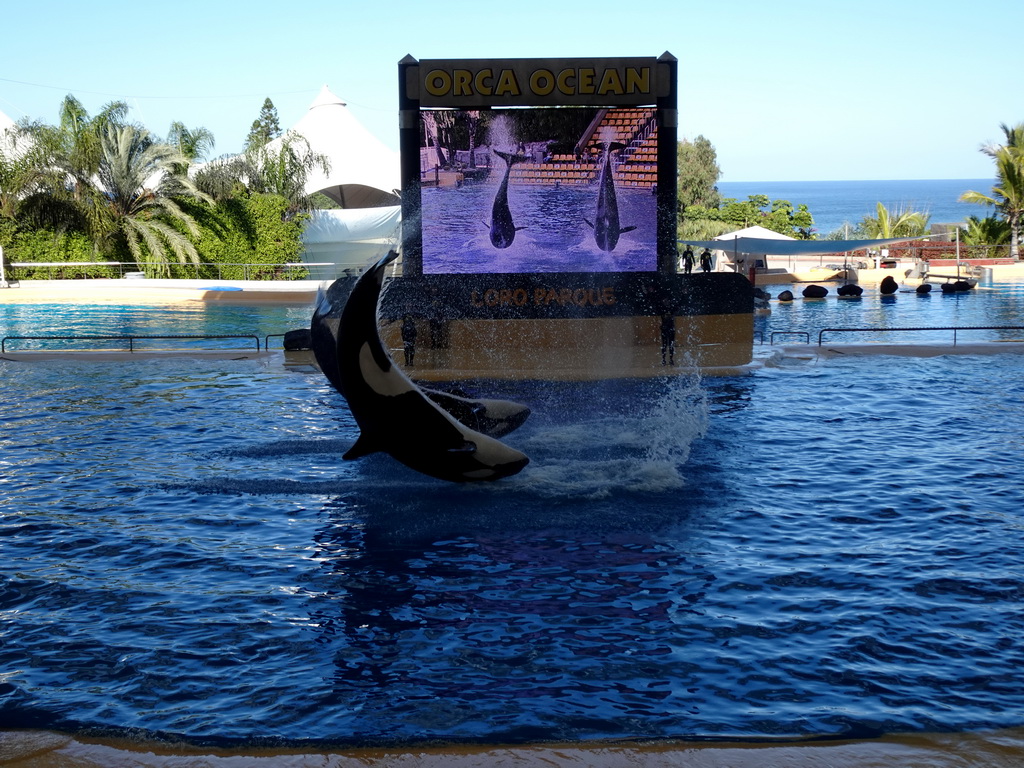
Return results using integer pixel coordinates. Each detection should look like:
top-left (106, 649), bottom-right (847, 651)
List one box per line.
top-left (398, 53), bottom-right (679, 278)
top-left (410, 57), bottom-right (667, 107)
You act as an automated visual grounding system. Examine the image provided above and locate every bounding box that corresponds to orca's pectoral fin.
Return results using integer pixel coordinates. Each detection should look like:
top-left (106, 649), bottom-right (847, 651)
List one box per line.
top-left (448, 440), bottom-right (477, 454)
top-left (620, 226), bottom-right (638, 234)
top-left (343, 433), bottom-right (382, 461)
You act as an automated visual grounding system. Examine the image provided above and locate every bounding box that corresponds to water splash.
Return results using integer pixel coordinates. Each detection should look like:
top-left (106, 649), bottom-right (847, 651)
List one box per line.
top-left (501, 374), bottom-right (710, 499)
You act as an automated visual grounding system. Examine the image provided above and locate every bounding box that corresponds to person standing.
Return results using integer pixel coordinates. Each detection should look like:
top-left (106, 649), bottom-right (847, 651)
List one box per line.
top-left (681, 246), bottom-right (695, 274)
top-left (699, 248), bottom-right (713, 273)
top-left (401, 314), bottom-right (417, 366)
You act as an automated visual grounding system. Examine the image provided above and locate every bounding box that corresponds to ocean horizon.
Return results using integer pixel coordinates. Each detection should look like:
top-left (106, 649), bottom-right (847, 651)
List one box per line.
top-left (716, 178), bottom-right (996, 237)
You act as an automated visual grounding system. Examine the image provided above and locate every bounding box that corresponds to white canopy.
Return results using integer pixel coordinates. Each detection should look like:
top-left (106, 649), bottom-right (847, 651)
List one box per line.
top-left (714, 225), bottom-right (795, 243)
top-left (679, 234), bottom-right (924, 258)
top-left (0, 108), bottom-right (20, 157)
top-left (300, 207), bottom-right (401, 279)
top-left (277, 85), bottom-right (400, 209)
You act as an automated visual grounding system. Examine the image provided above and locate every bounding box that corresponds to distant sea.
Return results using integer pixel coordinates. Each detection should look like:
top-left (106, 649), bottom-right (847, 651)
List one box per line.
top-left (717, 179), bottom-right (996, 237)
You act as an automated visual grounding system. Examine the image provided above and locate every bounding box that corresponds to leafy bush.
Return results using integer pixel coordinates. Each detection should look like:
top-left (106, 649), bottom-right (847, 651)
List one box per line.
top-left (6, 229), bottom-right (114, 279)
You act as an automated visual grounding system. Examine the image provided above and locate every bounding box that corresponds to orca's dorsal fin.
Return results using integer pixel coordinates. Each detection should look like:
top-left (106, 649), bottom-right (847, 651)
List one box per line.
top-left (343, 433), bottom-right (382, 461)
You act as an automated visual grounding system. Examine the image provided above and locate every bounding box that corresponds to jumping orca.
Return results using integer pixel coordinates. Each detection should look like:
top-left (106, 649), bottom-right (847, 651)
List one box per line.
top-left (333, 252), bottom-right (530, 482)
top-left (585, 142), bottom-right (636, 251)
top-left (485, 149), bottom-right (527, 249)
top-left (311, 280), bottom-right (531, 438)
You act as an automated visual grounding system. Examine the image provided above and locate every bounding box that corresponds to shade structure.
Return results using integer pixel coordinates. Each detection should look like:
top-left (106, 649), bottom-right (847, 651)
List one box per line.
top-left (0, 108), bottom-right (21, 157)
top-left (300, 207), bottom-right (401, 279)
top-left (679, 234), bottom-right (926, 258)
top-left (273, 85), bottom-right (401, 209)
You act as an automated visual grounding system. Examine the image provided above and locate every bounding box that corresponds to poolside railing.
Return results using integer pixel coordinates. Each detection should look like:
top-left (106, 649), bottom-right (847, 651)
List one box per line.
top-left (6, 261), bottom-right (343, 281)
top-left (1, 334), bottom-right (262, 354)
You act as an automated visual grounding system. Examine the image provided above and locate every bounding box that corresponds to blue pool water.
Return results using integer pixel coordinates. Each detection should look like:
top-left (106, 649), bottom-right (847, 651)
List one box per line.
top-left (1, 285), bottom-right (1023, 748)
top-left (0, 303), bottom-right (312, 352)
top-left (758, 275), bottom-right (1024, 346)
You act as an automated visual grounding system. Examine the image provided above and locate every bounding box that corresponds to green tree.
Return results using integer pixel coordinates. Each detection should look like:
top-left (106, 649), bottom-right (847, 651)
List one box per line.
top-left (675, 136), bottom-right (815, 240)
top-left (245, 98), bottom-right (282, 150)
top-left (960, 214), bottom-right (1010, 259)
top-left (88, 123), bottom-right (212, 275)
top-left (179, 192), bottom-right (309, 279)
top-left (854, 202), bottom-right (930, 239)
top-left (37, 95), bottom-right (130, 199)
top-left (166, 121), bottom-right (215, 162)
top-left (677, 135), bottom-right (721, 209)
top-left (14, 95), bottom-right (131, 238)
top-left (961, 214), bottom-right (1010, 245)
top-left (0, 127), bottom-right (47, 245)
top-left (960, 122), bottom-right (1024, 261)
top-left (195, 131), bottom-right (330, 218)
top-left (238, 132), bottom-right (330, 217)
top-left (685, 195), bottom-right (814, 239)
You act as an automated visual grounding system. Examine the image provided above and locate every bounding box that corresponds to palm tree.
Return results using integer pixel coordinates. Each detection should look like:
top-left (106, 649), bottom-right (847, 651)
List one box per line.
top-left (239, 131), bottom-right (330, 217)
top-left (961, 214), bottom-right (1010, 246)
top-left (0, 127), bottom-right (46, 232)
top-left (166, 121), bottom-right (215, 163)
top-left (47, 95), bottom-right (130, 198)
top-left (960, 122), bottom-right (1024, 261)
top-left (89, 124), bottom-right (212, 276)
top-left (15, 95), bottom-right (132, 236)
top-left (193, 131), bottom-right (330, 217)
top-left (856, 202), bottom-right (930, 239)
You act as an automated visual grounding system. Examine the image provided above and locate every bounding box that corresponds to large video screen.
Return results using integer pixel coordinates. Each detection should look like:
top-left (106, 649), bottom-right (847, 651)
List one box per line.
top-left (419, 107), bottom-right (659, 274)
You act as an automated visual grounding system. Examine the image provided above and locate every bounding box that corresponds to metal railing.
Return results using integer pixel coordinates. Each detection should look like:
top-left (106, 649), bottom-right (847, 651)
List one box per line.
top-left (770, 331), bottom-right (811, 345)
top-left (7, 261), bottom-right (339, 281)
top-left (816, 326), bottom-right (1024, 346)
top-left (264, 333), bottom-right (286, 350)
top-left (2, 334), bottom-right (262, 353)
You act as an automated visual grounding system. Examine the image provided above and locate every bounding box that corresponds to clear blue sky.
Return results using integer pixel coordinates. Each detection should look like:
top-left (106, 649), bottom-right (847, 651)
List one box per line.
top-left (1, 0), bottom-right (1019, 182)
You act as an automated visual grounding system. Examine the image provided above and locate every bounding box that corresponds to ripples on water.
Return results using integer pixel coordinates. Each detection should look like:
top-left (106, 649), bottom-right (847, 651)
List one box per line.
top-left (1, 298), bottom-right (1024, 748)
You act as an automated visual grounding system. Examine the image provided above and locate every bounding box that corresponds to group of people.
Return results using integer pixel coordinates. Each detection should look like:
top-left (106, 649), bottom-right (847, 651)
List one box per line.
top-left (680, 246), bottom-right (713, 274)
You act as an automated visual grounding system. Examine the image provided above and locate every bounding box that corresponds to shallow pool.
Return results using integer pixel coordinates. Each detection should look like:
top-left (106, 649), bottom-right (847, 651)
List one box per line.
top-left (1, 282), bottom-right (1023, 749)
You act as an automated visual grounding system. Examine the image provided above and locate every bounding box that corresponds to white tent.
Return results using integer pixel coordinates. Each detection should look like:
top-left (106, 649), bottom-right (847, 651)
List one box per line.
top-left (271, 86), bottom-right (403, 278)
top-left (714, 225), bottom-right (795, 243)
top-left (280, 85), bottom-right (400, 209)
top-left (300, 207), bottom-right (401, 279)
top-left (709, 225), bottom-right (795, 270)
top-left (0, 108), bottom-right (20, 157)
